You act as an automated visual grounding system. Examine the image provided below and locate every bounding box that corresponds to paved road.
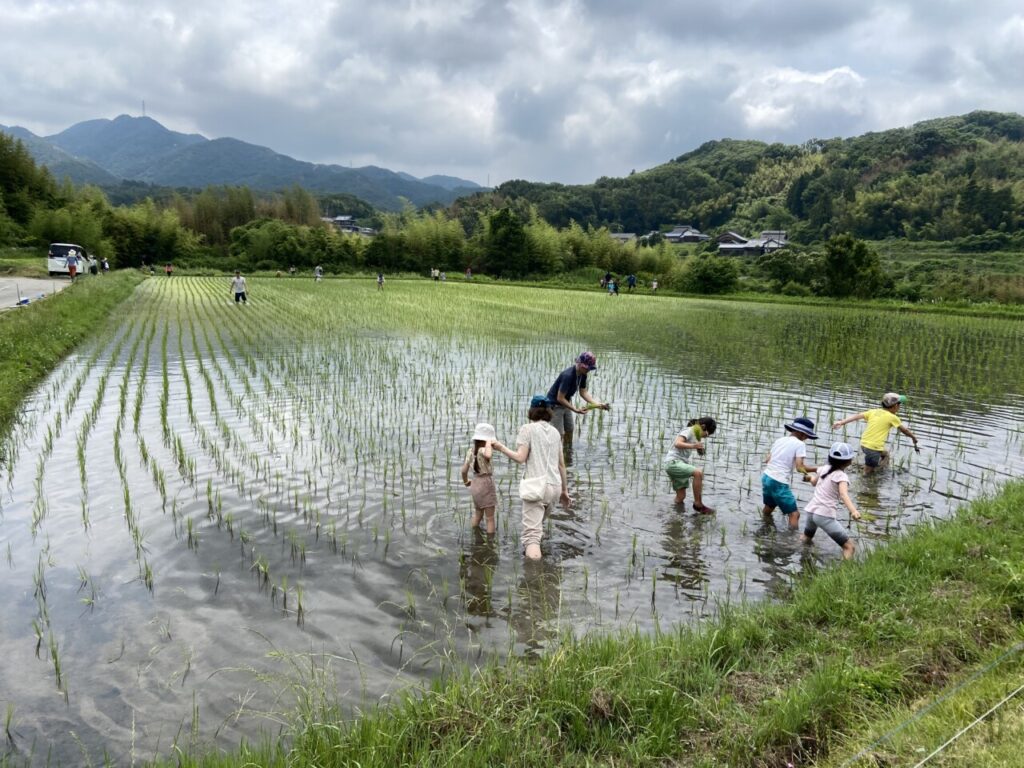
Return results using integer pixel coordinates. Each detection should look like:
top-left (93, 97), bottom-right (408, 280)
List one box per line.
top-left (0, 276), bottom-right (72, 312)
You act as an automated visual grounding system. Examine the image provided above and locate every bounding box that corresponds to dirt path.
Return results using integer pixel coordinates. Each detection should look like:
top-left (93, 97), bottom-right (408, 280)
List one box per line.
top-left (0, 276), bottom-right (72, 312)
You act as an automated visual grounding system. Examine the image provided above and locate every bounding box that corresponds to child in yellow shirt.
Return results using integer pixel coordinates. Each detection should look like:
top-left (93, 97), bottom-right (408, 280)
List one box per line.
top-left (832, 393), bottom-right (919, 473)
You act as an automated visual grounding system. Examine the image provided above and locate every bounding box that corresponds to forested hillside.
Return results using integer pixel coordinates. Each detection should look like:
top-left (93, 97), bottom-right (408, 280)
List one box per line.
top-left (477, 111), bottom-right (1024, 245)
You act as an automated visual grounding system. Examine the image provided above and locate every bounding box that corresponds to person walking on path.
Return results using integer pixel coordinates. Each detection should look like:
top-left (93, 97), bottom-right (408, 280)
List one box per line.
top-left (231, 270), bottom-right (248, 304)
top-left (762, 417), bottom-right (818, 528)
top-left (832, 393), bottom-right (919, 473)
top-left (66, 249), bottom-right (79, 281)
top-left (546, 351), bottom-right (610, 454)
top-left (626, 274), bottom-right (637, 292)
top-left (492, 395), bottom-right (571, 560)
top-left (461, 423), bottom-right (498, 535)
top-left (663, 416), bottom-right (717, 513)
top-left (802, 442), bottom-right (862, 560)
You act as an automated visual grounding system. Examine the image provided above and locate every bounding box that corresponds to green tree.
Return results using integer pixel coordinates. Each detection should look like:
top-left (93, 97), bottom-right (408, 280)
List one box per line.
top-left (485, 208), bottom-right (528, 277)
top-left (821, 234), bottom-right (889, 298)
top-left (673, 254), bottom-right (740, 294)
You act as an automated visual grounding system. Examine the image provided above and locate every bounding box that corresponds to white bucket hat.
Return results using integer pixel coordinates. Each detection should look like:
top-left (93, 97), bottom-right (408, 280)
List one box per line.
top-left (472, 423), bottom-right (496, 442)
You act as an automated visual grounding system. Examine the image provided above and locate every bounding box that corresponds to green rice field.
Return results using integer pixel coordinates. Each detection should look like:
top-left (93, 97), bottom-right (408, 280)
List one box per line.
top-left (1, 277), bottom-right (1023, 764)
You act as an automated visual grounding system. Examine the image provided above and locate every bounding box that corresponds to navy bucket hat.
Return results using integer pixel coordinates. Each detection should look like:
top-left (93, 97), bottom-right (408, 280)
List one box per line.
top-left (784, 416), bottom-right (818, 440)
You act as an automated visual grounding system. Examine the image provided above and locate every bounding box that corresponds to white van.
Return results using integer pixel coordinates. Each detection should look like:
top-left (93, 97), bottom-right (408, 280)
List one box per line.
top-left (47, 243), bottom-right (97, 276)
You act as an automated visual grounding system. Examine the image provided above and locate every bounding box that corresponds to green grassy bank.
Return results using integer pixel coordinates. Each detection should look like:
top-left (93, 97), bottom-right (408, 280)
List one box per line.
top-left (161, 483), bottom-right (1024, 767)
top-left (0, 271), bottom-right (142, 440)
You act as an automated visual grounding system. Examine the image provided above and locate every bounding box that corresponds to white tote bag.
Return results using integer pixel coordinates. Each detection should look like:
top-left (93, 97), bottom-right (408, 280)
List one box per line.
top-left (519, 475), bottom-right (546, 502)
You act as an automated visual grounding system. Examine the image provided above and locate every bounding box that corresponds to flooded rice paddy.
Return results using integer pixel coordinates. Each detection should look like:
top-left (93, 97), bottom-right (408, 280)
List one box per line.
top-left (1, 277), bottom-right (1023, 763)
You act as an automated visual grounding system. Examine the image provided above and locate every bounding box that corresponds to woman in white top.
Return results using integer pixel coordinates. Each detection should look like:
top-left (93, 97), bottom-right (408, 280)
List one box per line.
top-left (493, 395), bottom-right (571, 560)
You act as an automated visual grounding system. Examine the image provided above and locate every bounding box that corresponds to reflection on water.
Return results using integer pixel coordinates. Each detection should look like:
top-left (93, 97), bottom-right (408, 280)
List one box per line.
top-left (1, 279), bottom-right (1023, 763)
top-left (509, 558), bottom-right (563, 659)
top-left (460, 529), bottom-right (498, 620)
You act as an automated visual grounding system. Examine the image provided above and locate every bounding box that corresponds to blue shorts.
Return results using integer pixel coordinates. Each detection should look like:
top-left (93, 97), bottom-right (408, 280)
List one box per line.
top-left (762, 475), bottom-right (797, 513)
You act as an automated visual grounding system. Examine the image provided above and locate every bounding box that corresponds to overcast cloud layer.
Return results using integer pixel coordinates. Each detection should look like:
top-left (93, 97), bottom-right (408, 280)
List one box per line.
top-left (2, 0), bottom-right (1023, 185)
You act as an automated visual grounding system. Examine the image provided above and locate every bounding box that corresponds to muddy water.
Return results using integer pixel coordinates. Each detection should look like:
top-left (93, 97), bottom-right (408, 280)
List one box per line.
top-left (1, 281), bottom-right (1023, 764)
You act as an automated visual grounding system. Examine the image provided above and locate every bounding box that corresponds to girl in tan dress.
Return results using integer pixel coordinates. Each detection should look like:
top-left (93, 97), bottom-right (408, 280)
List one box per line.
top-left (461, 423), bottom-right (498, 534)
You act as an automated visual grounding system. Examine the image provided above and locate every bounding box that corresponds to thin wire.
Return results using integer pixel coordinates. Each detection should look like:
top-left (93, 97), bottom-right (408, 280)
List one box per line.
top-left (837, 642), bottom-right (1024, 768)
top-left (911, 681), bottom-right (1024, 767)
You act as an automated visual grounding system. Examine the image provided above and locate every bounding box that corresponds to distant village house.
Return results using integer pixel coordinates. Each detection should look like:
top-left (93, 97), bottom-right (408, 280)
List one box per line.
top-left (717, 230), bottom-right (787, 256)
top-left (664, 224), bottom-right (711, 243)
top-left (321, 215), bottom-right (376, 236)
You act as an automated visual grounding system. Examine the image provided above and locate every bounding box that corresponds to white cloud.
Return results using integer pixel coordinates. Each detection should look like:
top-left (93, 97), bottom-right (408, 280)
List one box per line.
top-left (731, 66), bottom-right (867, 133)
top-left (1, 0), bottom-right (1023, 185)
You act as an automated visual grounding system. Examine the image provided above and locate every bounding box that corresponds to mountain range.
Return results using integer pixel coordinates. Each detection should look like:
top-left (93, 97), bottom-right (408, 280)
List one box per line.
top-left (0, 115), bottom-right (483, 210)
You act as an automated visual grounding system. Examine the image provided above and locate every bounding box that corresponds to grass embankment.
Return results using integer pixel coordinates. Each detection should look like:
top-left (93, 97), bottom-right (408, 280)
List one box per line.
top-left (0, 271), bottom-right (142, 439)
top-left (0, 246), bottom-right (47, 278)
top-left (166, 483), bottom-right (1024, 767)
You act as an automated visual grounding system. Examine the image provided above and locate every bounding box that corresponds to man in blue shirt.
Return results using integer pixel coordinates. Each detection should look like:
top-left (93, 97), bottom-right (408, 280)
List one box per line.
top-left (546, 351), bottom-right (610, 453)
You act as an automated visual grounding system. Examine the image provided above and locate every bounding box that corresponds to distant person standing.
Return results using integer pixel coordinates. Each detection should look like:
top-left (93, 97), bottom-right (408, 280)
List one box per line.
top-left (651, 279), bottom-right (658, 293)
top-left (546, 351), bottom-right (610, 453)
top-left (465, 267), bottom-right (472, 280)
top-left (231, 270), bottom-right (248, 305)
top-left (66, 249), bottom-right (79, 281)
top-left (314, 265), bottom-right (323, 282)
top-left (289, 265), bottom-right (297, 276)
top-left (165, 263), bottom-right (174, 277)
top-left (627, 274), bottom-right (637, 292)
top-left (377, 271), bottom-right (385, 291)
top-left (101, 257), bottom-right (110, 275)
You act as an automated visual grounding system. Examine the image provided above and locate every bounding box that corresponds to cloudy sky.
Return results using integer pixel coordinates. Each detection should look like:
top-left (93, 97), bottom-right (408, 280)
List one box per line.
top-left (2, 0), bottom-right (1022, 185)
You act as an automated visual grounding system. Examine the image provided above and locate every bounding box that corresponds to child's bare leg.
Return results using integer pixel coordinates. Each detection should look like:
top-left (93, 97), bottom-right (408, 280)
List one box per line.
top-left (841, 540), bottom-right (856, 560)
top-left (470, 507), bottom-right (482, 528)
top-left (692, 470), bottom-right (714, 513)
top-left (483, 507), bottom-right (496, 535)
top-left (674, 487), bottom-right (687, 505)
top-left (762, 504), bottom-right (775, 516)
top-left (786, 510), bottom-right (800, 529)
